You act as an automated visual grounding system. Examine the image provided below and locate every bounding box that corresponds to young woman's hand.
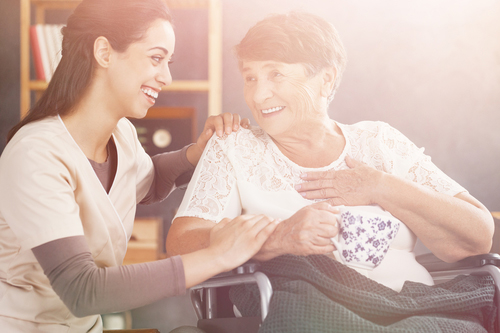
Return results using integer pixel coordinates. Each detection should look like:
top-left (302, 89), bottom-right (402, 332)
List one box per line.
top-left (208, 215), bottom-right (278, 271)
top-left (181, 214), bottom-right (278, 288)
top-left (186, 113), bottom-right (250, 166)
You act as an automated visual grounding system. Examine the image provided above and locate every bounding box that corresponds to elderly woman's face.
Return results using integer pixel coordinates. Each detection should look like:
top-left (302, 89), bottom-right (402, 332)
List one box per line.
top-left (241, 61), bottom-right (325, 137)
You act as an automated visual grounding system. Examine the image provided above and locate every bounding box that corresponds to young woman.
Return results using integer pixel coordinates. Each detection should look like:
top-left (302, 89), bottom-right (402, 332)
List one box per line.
top-left (0, 0), bottom-right (277, 331)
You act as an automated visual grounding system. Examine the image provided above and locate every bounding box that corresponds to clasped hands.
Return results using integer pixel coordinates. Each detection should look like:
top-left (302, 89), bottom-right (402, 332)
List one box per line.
top-left (255, 156), bottom-right (385, 261)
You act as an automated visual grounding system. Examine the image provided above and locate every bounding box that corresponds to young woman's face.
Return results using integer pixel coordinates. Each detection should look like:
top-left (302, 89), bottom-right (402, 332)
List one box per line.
top-left (241, 61), bottom-right (325, 138)
top-left (108, 19), bottom-right (175, 119)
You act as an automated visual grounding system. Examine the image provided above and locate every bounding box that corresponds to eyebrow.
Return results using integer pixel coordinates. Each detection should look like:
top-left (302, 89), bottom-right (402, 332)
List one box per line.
top-left (148, 46), bottom-right (169, 55)
top-left (241, 62), bottom-right (280, 73)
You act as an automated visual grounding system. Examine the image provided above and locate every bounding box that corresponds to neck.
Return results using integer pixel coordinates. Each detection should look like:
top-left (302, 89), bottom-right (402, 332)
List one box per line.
top-left (271, 118), bottom-right (345, 168)
top-left (61, 86), bottom-right (119, 163)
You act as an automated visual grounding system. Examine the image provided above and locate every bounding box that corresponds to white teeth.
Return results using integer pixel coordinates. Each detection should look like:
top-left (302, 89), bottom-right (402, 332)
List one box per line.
top-left (262, 106), bottom-right (284, 114)
top-left (141, 88), bottom-right (158, 99)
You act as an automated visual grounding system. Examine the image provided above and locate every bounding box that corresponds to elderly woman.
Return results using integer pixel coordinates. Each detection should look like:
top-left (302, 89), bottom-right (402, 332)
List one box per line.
top-left (167, 12), bottom-right (493, 293)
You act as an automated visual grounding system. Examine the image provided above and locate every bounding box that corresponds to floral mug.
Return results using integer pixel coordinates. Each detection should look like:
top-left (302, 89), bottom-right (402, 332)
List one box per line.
top-left (331, 205), bottom-right (400, 270)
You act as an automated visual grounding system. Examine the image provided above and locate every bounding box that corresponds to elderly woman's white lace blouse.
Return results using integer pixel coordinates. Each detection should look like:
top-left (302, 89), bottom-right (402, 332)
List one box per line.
top-left (175, 121), bottom-right (466, 291)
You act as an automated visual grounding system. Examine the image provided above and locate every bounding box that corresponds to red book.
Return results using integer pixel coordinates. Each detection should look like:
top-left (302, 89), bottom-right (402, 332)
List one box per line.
top-left (29, 25), bottom-right (45, 81)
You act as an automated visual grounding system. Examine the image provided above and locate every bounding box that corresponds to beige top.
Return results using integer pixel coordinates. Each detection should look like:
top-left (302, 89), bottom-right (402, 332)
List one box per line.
top-left (0, 116), bottom-right (154, 332)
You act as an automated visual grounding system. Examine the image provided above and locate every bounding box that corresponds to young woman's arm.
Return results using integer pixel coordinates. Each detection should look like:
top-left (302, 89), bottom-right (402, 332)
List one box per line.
top-left (141, 113), bottom-right (250, 204)
top-left (140, 146), bottom-right (194, 204)
top-left (33, 235), bottom-right (185, 318)
top-left (33, 214), bottom-right (277, 318)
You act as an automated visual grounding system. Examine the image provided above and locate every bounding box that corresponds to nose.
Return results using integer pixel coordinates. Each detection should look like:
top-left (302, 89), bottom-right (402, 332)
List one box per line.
top-left (253, 80), bottom-right (274, 104)
top-left (156, 63), bottom-right (172, 87)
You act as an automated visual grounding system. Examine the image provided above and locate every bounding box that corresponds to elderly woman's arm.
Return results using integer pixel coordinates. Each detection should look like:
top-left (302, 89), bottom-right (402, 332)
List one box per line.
top-left (167, 202), bottom-right (339, 261)
top-left (297, 156), bottom-right (494, 263)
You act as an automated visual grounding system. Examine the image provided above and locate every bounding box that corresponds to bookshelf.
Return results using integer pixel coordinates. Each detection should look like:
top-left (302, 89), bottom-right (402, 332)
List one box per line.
top-left (123, 217), bottom-right (162, 265)
top-left (20, 0), bottom-right (223, 119)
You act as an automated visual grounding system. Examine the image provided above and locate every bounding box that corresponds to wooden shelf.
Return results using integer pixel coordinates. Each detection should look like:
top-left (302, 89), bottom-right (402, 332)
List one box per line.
top-left (20, 0), bottom-right (222, 118)
top-left (29, 80), bottom-right (211, 92)
top-left (123, 218), bottom-right (162, 266)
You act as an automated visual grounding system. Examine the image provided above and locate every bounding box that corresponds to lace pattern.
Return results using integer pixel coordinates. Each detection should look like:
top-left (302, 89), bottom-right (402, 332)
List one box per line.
top-left (182, 121), bottom-right (466, 222)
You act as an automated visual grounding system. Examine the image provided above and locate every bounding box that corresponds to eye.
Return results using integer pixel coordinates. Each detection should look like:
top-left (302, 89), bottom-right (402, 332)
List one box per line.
top-left (272, 71), bottom-right (283, 78)
top-left (151, 55), bottom-right (164, 64)
top-left (245, 76), bottom-right (256, 83)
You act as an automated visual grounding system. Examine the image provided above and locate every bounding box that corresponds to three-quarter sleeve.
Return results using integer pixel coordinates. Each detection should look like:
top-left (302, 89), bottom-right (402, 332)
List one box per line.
top-left (174, 134), bottom-right (242, 223)
top-left (0, 135), bottom-right (84, 250)
top-left (140, 145), bottom-right (194, 205)
top-left (378, 122), bottom-right (467, 196)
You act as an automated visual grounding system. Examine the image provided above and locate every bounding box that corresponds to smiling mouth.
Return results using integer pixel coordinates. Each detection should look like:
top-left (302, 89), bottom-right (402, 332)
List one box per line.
top-left (141, 87), bottom-right (159, 104)
top-left (261, 106), bottom-right (285, 114)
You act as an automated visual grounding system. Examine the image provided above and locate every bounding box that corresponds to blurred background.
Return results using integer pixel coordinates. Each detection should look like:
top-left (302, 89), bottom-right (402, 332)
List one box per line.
top-left (222, 0), bottom-right (500, 212)
top-left (0, 0), bottom-right (499, 330)
top-left (1, 0), bottom-right (498, 211)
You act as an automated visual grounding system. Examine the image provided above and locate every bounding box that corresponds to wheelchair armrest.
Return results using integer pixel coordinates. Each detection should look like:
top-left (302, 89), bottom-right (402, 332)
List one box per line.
top-left (416, 252), bottom-right (500, 272)
top-left (210, 260), bottom-right (262, 278)
top-left (190, 260), bottom-right (272, 322)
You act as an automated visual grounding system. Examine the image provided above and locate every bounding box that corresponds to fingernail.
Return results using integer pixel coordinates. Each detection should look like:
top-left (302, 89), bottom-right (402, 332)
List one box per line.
top-left (233, 124), bottom-right (239, 130)
top-left (217, 130), bottom-right (223, 137)
top-left (300, 192), bottom-right (306, 197)
top-left (300, 173), bottom-right (307, 179)
top-left (294, 184), bottom-right (301, 190)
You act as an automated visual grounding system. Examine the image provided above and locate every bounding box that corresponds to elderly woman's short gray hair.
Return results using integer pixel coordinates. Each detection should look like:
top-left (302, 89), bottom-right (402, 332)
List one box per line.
top-left (234, 11), bottom-right (347, 103)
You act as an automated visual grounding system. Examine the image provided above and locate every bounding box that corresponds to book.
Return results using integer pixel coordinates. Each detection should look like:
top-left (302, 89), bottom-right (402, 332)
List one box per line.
top-left (46, 25), bottom-right (64, 76)
top-left (52, 25), bottom-right (63, 67)
top-left (29, 26), bottom-right (45, 81)
top-left (30, 24), bottom-right (65, 82)
top-left (42, 25), bottom-right (58, 77)
top-left (34, 24), bottom-right (52, 82)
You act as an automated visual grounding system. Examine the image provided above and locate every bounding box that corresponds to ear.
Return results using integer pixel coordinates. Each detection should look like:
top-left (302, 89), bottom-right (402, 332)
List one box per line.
top-left (320, 67), bottom-right (337, 98)
top-left (94, 36), bottom-right (112, 68)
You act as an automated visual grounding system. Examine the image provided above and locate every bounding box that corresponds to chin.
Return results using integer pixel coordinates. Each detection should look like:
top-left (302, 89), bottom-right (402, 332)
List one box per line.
top-left (129, 107), bottom-right (150, 120)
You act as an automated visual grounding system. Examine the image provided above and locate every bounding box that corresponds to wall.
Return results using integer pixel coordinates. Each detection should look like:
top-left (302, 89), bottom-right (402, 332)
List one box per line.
top-left (0, 1), bottom-right (499, 206)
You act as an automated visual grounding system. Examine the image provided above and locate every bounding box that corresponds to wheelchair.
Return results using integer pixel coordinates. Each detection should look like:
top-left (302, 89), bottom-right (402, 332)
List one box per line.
top-left (189, 252), bottom-right (500, 333)
top-left (158, 188), bottom-right (500, 332)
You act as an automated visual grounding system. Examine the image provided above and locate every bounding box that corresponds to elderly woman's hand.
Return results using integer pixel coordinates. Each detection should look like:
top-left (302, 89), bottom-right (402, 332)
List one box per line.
top-left (253, 202), bottom-right (339, 261)
top-left (296, 156), bottom-right (384, 206)
top-left (186, 113), bottom-right (251, 166)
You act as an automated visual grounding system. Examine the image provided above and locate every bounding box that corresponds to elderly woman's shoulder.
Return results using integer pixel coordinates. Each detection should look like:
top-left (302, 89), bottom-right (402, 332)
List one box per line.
top-left (207, 126), bottom-right (270, 156)
top-left (342, 120), bottom-right (394, 133)
top-left (212, 125), bottom-right (267, 145)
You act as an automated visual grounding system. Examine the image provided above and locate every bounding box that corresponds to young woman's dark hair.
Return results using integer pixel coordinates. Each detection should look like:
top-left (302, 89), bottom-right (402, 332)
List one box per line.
top-left (8, 0), bottom-right (172, 142)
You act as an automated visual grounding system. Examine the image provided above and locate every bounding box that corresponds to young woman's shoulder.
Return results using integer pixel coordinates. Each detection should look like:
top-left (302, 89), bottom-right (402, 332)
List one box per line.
top-left (0, 116), bottom-right (77, 187)
top-left (3, 116), bottom-right (72, 159)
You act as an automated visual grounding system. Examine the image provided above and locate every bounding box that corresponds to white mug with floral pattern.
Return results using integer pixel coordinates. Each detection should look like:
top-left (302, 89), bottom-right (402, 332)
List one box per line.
top-left (331, 205), bottom-right (400, 270)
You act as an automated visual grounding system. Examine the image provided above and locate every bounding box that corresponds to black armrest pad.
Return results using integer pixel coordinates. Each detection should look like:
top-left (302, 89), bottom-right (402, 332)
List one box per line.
top-left (416, 253), bottom-right (500, 272)
top-left (211, 260), bottom-right (261, 279)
